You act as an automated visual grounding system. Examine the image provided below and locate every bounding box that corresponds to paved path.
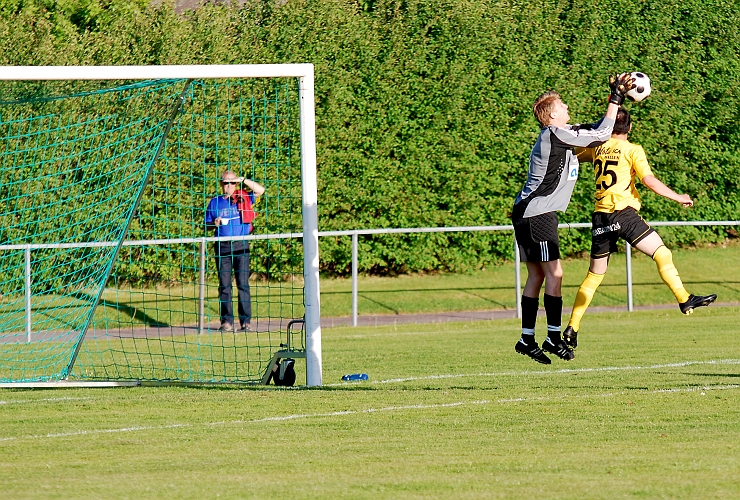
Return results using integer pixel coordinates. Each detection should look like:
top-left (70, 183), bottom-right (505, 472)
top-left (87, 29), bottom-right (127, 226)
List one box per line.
top-left (320, 302), bottom-right (739, 328)
top-left (3, 303), bottom-right (735, 343)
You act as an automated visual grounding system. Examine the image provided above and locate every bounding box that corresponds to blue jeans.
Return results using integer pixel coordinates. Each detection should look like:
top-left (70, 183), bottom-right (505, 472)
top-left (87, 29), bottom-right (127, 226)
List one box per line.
top-left (215, 250), bottom-right (251, 327)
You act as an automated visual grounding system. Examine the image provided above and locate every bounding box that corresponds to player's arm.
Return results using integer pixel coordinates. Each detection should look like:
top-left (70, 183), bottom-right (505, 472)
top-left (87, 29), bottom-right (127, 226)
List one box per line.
top-left (575, 147), bottom-right (594, 163)
top-left (241, 178), bottom-right (265, 197)
top-left (553, 119), bottom-right (615, 148)
top-left (641, 175), bottom-right (694, 207)
top-left (604, 102), bottom-right (619, 121)
top-left (553, 74), bottom-right (635, 148)
top-left (632, 145), bottom-right (693, 207)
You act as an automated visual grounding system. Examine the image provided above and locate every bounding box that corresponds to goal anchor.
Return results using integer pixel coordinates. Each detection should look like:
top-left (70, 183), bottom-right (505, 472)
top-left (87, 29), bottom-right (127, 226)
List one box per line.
top-left (261, 319), bottom-right (306, 386)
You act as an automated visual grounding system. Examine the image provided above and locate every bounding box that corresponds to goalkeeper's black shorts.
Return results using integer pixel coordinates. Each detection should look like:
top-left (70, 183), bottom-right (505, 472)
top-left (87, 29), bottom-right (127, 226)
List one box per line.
top-left (512, 211), bottom-right (560, 263)
top-left (590, 207), bottom-right (655, 258)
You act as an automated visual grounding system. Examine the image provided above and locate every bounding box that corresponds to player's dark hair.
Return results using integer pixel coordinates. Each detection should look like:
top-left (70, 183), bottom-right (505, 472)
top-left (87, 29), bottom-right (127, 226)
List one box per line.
top-left (614, 107), bottom-right (631, 135)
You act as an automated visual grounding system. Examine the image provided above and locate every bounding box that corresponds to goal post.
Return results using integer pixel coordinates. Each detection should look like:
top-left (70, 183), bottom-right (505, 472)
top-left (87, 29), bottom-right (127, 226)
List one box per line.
top-left (0, 64), bottom-right (322, 387)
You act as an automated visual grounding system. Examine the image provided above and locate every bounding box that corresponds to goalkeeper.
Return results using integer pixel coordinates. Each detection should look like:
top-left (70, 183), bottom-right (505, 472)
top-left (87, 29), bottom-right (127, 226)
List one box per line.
top-left (562, 107), bottom-right (717, 350)
top-left (512, 73), bottom-right (635, 365)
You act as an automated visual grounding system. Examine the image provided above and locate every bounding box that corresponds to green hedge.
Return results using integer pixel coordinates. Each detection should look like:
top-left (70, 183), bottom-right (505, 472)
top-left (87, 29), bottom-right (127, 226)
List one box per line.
top-left (1, 0), bottom-right (738, 277)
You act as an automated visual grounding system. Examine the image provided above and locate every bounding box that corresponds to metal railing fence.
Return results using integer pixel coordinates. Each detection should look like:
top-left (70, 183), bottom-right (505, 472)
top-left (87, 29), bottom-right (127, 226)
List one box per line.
top-left (329, 220), bottom-right (740, 325)
top-left (1, 220), bottom-right (737, 335)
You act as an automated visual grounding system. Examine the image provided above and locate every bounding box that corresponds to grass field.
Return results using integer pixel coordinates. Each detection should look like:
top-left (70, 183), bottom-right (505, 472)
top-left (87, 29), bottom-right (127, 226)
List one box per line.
top-left (2, 305), bottom-right (739, 499)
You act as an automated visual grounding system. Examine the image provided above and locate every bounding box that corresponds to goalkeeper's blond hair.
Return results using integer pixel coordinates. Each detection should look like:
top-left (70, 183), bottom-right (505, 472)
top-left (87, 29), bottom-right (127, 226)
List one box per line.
top-left (533, 91), bottom-right (561, 127)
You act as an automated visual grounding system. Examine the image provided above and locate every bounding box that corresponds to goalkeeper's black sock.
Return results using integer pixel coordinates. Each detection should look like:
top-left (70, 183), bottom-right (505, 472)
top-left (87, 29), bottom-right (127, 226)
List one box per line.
top-left (520, 295), bottom-right (539, 343)
top-left (544, 294), bottom-right (562, 342)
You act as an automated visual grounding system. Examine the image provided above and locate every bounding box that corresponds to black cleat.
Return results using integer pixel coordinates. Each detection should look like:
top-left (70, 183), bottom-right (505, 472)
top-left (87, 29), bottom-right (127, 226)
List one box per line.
top-left (679, 293), bottom-right (717, 315)
top-left (542, 336), bottom-right (575, 361)
top-left (562, 326), bottom-right (578, 350)
top-left (515, 339), bottom-right (552, 365)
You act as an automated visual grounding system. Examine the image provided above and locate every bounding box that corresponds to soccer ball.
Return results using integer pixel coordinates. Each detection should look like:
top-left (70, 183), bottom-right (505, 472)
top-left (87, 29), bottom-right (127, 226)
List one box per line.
top-left (626, 72), bottom-right (651, 102)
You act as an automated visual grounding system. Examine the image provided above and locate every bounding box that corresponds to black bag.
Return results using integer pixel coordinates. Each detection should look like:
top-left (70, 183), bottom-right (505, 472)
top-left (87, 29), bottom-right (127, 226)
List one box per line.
top-left (270, 358), bottom-right (296, 387)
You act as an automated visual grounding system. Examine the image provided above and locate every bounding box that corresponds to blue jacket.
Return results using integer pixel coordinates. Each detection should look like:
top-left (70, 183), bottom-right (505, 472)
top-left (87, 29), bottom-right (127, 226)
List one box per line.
top-left (205, 193), bottom-right (257, 253)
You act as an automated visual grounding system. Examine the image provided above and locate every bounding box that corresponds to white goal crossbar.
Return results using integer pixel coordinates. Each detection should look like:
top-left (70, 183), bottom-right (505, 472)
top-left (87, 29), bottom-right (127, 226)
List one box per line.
top-left (0, 64), bottom-right (323, 387)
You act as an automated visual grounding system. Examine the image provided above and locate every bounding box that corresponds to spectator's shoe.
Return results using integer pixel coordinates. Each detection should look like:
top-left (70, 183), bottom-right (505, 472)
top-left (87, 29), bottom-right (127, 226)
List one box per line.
top-left (542, 336), bottom-right (575, 361)
top-left (515, 338), bottom-right (551, 365)
top-left (219, 322), bottom-right (234, 333)
top-left (679, 294), bottom-right (717, 315)
top-left (239, 323), bottom-right (252, 332)
top-left (562, 326), bottom-right (578, 350)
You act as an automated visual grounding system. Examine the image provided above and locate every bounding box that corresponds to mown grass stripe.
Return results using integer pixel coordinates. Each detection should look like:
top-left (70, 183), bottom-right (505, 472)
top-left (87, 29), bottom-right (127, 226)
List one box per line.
top-left (3, 383), bottom-right (738, 444)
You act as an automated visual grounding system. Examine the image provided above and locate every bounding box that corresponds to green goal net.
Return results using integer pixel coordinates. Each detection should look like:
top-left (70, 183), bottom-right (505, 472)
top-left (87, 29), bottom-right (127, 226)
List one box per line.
top-left (0, 65), bottom-right (322, 386)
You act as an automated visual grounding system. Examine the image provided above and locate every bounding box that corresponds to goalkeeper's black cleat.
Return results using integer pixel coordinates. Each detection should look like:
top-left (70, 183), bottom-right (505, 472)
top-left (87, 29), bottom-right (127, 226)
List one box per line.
top-left (562, 326), bottom-right (578, 350)
top-left (679, 293), bottom-right (717, 315)
top-left (515, 339), bottom-right (551, 365)
top-left (542, 336), bottom-right (575, 361)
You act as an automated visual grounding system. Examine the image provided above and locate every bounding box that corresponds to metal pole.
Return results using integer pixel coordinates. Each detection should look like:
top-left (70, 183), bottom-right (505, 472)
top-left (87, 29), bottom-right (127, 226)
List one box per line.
top-left (198, 238), bottom-right (206, 334)
top-left (626, 242), bottom-right (634, 312)
top-left (514, 236), bottom-right (521, 319)
top-left (25, 245), bottom-right (31, 343)
top-left (299, 67), bottom-right (323, 387)
top-left (351, 232), bottom-right (358, 327)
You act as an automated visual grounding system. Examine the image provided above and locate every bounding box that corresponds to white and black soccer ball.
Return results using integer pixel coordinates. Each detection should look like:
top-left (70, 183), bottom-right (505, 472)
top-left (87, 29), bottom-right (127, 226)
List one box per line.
top-left (626, 72), bottom-right (651, 102)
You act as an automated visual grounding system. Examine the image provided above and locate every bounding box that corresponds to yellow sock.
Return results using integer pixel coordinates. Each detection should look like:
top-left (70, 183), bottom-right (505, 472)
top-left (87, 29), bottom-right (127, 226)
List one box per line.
top-left (568, 271), bottom-right (605, 332)
top-left (652, 246), bottom-right (690, 303)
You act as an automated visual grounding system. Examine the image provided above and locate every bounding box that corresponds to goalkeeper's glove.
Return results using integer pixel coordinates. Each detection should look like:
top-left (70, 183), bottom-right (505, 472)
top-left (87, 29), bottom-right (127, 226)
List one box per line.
top-left (609, 73), bottom-right (636, 105)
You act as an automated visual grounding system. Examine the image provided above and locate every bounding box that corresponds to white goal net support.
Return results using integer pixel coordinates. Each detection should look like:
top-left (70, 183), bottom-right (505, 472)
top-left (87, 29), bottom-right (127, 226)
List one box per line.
top-left (0, 65), bottom-right (322, 387)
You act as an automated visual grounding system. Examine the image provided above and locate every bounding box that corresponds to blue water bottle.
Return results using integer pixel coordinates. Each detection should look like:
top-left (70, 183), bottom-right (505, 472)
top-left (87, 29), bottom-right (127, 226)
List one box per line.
top-left (342, 373), bottom-right (369, 381)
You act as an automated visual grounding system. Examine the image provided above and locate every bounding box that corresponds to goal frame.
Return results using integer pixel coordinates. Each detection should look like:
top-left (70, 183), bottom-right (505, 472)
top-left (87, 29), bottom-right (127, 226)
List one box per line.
top-left (0, 64), bottom-right (323, 387)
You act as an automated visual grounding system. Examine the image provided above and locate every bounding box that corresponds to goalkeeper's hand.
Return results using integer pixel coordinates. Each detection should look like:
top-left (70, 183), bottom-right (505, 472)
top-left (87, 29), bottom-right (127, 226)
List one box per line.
top-left (609, 73), bottom-right (636, 105)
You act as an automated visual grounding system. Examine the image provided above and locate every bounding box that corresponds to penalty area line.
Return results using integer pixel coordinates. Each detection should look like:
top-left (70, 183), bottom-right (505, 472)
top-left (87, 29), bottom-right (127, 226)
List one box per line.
top-left (351, 358), bottom-right (740, 386)
top-left (1, 384), bottom-right (738, 443)
top-left (0, 396), bottom-right (93, 406)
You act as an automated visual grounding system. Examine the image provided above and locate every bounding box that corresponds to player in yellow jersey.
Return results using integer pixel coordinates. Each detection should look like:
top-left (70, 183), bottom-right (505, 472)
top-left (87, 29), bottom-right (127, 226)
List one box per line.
top-left (562, 107), bottom-right (716, 349)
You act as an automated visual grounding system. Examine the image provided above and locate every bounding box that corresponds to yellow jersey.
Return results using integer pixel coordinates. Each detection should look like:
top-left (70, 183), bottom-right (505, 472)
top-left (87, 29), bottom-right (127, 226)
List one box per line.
top-left (576, 137), bottom-right (653, 213)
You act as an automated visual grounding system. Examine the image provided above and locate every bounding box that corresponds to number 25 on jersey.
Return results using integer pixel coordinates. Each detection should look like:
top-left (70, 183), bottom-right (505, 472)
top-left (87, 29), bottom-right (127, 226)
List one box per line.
top-left (594, 159), bottom-right (618, 190)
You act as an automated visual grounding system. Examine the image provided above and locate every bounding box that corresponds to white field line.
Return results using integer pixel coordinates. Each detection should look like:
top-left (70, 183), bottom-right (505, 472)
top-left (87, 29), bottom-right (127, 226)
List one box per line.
top-left (359, 358), bottom-right (740, 386)
top-left (1, 383), bottom-right (738, 444)
top-left (0, 396), bottom-right (92, 405)
top-left (2, 359), bottom-right (738, 406)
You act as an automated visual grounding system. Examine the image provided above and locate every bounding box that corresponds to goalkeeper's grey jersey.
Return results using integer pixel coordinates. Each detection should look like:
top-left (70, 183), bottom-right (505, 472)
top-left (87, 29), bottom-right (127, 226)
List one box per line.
top-left (513, 116), bottom-right (615, 219)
